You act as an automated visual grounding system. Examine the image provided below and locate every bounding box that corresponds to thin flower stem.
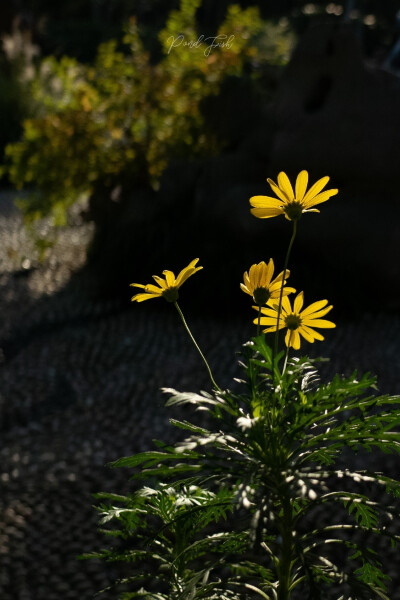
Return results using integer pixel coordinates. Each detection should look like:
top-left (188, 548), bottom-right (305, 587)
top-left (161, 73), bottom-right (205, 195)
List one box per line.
top-left (273, 220), bottom-right (298, 364)
top-left (277, 496), bottom-right (294, 600)
top-left (174, 302), bottom-right (220, 391)
top-left (257, 305), bottom-right (262, 337)
top-left (282, 333), bottom-right (292, 374)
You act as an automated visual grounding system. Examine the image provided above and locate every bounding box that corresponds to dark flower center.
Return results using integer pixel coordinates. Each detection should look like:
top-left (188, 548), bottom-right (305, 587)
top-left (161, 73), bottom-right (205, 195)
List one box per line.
top-left (253, 287), bottom-right (271, 305)
top-left (162, 287), bottom-right (179, 303)
top-left (284, 201), bottom-right (303, 221)
top-left (285, 314), bottom-right (302, 330)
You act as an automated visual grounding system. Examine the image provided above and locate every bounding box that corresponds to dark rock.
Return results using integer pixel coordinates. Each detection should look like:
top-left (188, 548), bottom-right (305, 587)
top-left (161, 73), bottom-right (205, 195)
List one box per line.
top-left (270, 22), bottom-right (400, 193)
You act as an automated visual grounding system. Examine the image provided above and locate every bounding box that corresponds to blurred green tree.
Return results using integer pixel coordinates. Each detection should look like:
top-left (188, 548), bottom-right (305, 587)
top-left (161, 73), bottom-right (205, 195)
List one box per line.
top-left (2, 0), bottom-right (294, 230)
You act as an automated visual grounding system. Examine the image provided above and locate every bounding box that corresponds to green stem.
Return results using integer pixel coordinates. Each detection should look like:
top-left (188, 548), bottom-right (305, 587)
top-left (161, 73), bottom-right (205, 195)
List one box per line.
top-left (257, 305), bottom-right (262, 337)
top-left (277, 497), bottom-right (294, 600)
top-left (273, 220), bottom-right (298, 364)
top-left (174, 302), bottom-right (220, 391)
top-left (282, 332), bottom-right (292, 374)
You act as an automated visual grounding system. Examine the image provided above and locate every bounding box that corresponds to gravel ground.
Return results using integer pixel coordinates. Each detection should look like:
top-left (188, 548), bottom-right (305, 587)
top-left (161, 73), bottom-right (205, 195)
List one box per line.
top-left (0, 191), bottom-right (399, 599)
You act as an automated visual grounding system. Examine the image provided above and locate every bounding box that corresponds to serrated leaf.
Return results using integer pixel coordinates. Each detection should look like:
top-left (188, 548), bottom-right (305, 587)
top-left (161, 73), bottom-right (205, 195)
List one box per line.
top-left (110, 450), bottom-right (199, 469)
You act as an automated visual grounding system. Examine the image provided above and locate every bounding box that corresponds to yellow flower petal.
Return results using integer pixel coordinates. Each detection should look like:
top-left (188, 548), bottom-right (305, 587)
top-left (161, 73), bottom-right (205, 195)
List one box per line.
top-left (301, 325), bottom-right (324, 341)
top-left (260, 321), bottom-right (285, 332)
top-left (298, 325), bottom-right (316, 344)
top-left (261, 265), bottom-right (268, 287)
top-left (302, 318), bottom-right (336, 328)
top-left (175, 265), bottom-right (202, 287)
top-left (265, 258), bottom-right (274, 286)
top-left (293, 291), bottom-right (304, 314)
top-left (152, 275), bottom-right (168, 289)
top-left (144, 284), bottom-right (163, 294)
top-left (249, 263), bottom-right (259, 287)
top-left (285, 329), bottom-right (300, 349)
top-left (269, 285), bottom-right (296, 298)
top-left (261, 325), bottom-right (282, 333)
top-left (281, 295), bottom-right (292, 314)
top-left (292, 330), bottom-right (301, 349)
top-left (272, 268), bottom-right (290, 284)
top-left (163, 270), bottom-right (176, 287)
top-left (257, 316), bottom-right (279, 325)
top-left (266, 178), bottom-right (289, 203)
top-left (303, 188), bottom-right (338, 208)
top-left (250, 207), bottom-right (283, 219)
top-left (240, 283), bottom-right (252, 296)
top-left (258, 307), bottom-right (280, 318)
top-left (187, 258), bottom-right (200, 269)
top-left (243, 271), bottom-right (251, 289)
top-left (250, 195), bottom-right (283, 209)
top-left (269, 283), bottom-right (282, 294)
top-left (131, 292), bottom-right (161, 302)
top-left (300, 299), bottom-right (328, 316)
top-left (175, 259), bottom-right (203, 287)
top-left (283, 286), bottom-right (296, 295)
top-left (302, 306), bottom-right (333, 320)
top-left (277, 172), bottom-right (295, 201)
top-left (302, 175), bottom-right (330, 204)
top-left (295, 170), bottom-right (308, 202)
top-left (130, 283), bottom-right (146, 289)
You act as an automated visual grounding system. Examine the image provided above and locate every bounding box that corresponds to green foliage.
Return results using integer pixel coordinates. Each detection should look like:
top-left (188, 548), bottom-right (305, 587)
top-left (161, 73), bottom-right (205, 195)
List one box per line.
top-left (0, 32), bottom-right (37, 157)
top-left (2, 0), bottom-right (294, 228)
top-left (85, 337), bottom-right (400, 598)
top-left (82, 485), bottom-right (244, 599)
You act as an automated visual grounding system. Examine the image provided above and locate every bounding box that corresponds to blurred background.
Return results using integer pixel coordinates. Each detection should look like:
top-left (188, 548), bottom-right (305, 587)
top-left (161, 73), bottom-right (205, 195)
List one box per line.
top-left (1, 1), bottom-right (400, 599)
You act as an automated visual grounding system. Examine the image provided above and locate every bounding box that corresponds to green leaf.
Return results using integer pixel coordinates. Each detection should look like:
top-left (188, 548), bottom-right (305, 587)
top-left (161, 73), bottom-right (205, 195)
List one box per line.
top-left (110, 450), bottom-right (200, 469)
top-left (344, 495), bottom-right (379, 528)
top-left (354, 560), bottom-right (390, 593)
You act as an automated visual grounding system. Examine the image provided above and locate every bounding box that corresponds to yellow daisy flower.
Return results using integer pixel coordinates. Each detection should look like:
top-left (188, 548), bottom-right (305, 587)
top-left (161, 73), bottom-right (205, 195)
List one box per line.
top-left (241, 259), bottom-right (295, 305)
top-left (130, 258), bottom-right (202, 303)
top-left (254, 291), bottom-right (335, 350)
top-left (250, 170), bottom-right (338, 221)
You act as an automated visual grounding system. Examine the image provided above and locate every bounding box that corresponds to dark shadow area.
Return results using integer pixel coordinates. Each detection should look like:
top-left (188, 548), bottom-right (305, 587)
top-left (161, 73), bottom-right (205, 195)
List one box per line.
top-left (79, 21), bottom-right (400, 320)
